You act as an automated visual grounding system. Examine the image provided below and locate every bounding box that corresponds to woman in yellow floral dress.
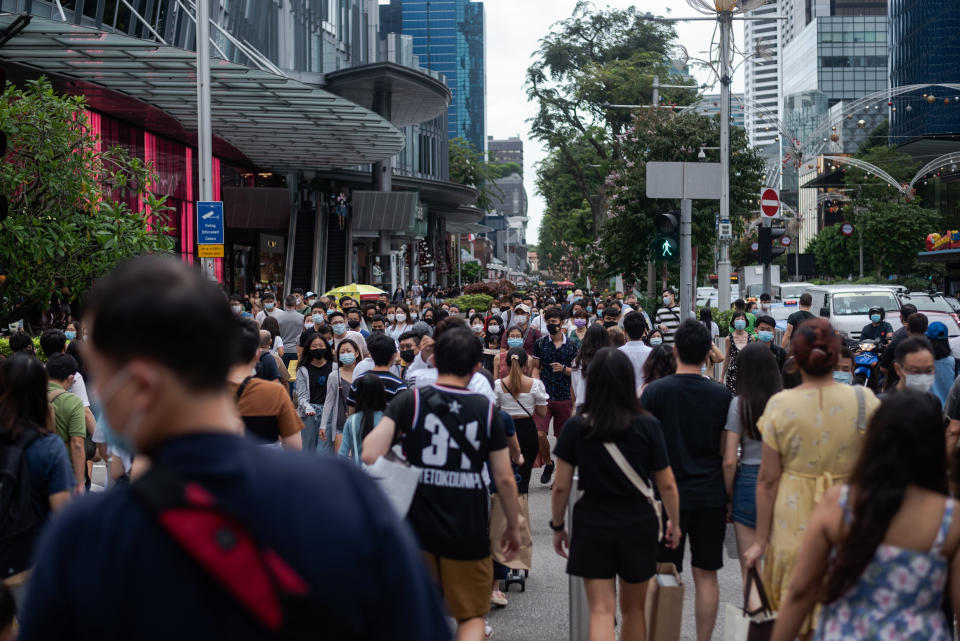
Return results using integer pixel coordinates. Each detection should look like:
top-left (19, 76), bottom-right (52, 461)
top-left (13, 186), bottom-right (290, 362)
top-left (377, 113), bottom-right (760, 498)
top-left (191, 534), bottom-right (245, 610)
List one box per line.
top-left (743, 318), bottom-right (880, 638)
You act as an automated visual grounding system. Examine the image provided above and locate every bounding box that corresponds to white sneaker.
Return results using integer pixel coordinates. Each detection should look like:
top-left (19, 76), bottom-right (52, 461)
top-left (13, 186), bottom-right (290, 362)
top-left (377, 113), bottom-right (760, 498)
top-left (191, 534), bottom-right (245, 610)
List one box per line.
top-left (484, 620), bottom-right (493, 638)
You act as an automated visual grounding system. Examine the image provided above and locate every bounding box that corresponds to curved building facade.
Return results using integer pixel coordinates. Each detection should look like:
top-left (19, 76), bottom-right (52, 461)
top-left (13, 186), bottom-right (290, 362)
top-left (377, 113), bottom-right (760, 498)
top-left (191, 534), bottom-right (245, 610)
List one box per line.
top-left (890, 0), bottom-right (960, 139)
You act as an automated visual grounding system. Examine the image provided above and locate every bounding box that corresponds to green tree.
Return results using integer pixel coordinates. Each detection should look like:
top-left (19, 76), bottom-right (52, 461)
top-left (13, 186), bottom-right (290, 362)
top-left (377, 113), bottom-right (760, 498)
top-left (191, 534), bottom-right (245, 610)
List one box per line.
top-left (449, 137), bottom-right (503, 211)
top-left (526, 1), bottom-right (695, 237)
top-left (0, 78), bottom-right (174, 327)
top-left (594, 109), bottom-right (766, 280)
top-left (457, 261), bottom-right (483, 284)
top-left (806, 224), bottom-right (859, 278)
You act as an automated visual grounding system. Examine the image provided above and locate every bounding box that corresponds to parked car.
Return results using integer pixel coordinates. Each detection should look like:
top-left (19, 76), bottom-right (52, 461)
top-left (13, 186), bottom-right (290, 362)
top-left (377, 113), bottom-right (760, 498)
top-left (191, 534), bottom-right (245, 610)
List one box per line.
top-left (899, 291), bottom-right (960, 331)
top-left (806, 285), bottom-right (902, 340)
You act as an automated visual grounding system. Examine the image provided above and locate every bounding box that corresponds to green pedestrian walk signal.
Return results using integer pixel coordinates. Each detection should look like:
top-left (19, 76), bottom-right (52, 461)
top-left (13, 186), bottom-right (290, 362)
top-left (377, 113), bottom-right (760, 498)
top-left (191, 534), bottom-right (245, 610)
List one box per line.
top-left (653, 234), bottom-right (680, 261)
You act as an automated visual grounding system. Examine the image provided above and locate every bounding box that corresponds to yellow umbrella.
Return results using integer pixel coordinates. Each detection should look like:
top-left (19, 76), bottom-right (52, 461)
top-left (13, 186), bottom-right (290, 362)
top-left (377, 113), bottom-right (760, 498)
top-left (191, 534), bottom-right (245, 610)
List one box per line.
top-left (324, 283), bottom-right (387, 301)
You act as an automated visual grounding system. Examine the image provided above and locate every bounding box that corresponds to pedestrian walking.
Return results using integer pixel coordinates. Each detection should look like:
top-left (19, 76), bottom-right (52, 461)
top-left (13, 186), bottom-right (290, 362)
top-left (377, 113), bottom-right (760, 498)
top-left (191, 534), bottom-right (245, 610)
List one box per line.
top-left (926, 322), bottom-right (957, 404)
top-left (532, 307), bottom-right (578, 485)
top-left (722, 311), bottom-right (752, 394)
top-left (639, 345), bottom-right (676, 396)
top-left (494, 347), bottom-right (548, 496)
top-left (295, 332), bottom-right (332, 454)
top-left (18, 256), bottom-right (450, 640)
top-left (551, 348), bottom-right (681, 641)
top-left (654, 289), bottom-right (682, 344)
top-left (722, 343), bottom-right (783, 583)
top-left (228, 319), bottom-right (303, 450)
top-left (571, 324), bottom-right (610, 410)
top-left (780, 292), bottom-right (816, 349)
top-left (338, 374), bottom-right (385, 465)
top-left (362, 327), bottom-right (521, 641)
top-left (770, 391), bottom-right (960, 641)
top-left (744, 318), bottom-right (881, 639)
top-left (640, 319), bottom-right (732, 641)
top-left (317, 338), bottom-right (361, 450)
top-left (619, 311), bottom-right (652, 388)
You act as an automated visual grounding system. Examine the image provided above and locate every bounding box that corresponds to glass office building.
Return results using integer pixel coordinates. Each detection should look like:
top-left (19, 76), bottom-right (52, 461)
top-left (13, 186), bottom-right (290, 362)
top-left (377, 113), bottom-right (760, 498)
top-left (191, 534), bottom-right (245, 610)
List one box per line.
top-left (889, 0), bottom-right (960, 139)
top-left (380, 0), bottom-right (486, 153)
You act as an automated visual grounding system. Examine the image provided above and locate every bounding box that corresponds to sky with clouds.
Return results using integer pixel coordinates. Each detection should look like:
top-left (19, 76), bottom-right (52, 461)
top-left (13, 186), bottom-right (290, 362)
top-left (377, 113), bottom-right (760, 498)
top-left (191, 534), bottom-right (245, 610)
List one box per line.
top-left (483, 0), bottom-right (746, 244)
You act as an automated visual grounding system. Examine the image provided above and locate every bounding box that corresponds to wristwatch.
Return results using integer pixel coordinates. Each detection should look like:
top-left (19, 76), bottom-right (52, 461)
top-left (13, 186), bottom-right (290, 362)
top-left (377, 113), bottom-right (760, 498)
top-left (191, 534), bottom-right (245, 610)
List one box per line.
top-left (549, 519), bottom-right (565, 532)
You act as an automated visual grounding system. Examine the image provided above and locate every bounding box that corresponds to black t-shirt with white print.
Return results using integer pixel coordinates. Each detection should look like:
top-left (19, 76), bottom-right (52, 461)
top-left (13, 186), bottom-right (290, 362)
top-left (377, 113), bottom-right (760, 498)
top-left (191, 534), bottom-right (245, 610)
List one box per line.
top-left (385, 383), bottom-right (507, 560)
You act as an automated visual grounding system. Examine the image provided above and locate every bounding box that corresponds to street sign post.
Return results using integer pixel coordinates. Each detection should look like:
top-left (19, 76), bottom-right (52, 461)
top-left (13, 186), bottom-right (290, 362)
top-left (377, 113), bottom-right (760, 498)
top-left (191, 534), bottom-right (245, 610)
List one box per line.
top-left (841, 222), bottom-right (854, 237)
top-left (761, 188), bottom-right (780, 217)
top-left (718, 219), bottom-right (733, 241)
top-left (780, 236), bottom-right (792, 247)
top-left (646, 162), bottom-right (721, 321)
top-left (197, 201), bottom-right (224, 245)
top-left (198, 244), bottom-right (224, 258)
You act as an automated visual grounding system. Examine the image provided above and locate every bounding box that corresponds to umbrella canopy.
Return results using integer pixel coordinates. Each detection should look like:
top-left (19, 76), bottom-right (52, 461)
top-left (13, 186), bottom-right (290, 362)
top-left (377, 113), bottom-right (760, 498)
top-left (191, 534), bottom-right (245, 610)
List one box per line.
top-left (324, 284), bottom-right (387, 301)
top-left (556, 280), bottom-right (575, 287)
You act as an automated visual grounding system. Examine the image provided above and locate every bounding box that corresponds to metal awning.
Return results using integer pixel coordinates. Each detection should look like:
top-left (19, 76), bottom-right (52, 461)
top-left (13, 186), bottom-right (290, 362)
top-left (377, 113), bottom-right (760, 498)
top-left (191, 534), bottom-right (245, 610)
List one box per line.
top-left (446, 222), bottom-right (493, 234)
top-left (0, 15), bottom-right (405, 170)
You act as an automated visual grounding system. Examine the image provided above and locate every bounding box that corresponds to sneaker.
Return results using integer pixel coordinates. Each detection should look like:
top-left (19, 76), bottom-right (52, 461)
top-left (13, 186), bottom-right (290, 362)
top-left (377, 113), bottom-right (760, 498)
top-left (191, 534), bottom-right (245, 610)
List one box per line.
top-left (540, 462), bottom-right (555, 484)
top-left (490, 590), bottom-right (508, 607)
top-left (485, 621), bottom-right (493, 638)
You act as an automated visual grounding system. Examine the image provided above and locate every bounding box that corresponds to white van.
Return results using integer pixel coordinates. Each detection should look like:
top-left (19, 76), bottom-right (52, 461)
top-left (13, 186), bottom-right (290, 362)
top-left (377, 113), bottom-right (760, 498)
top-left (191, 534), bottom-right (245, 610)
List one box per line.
top-left (806, 285), bottom-right (902, 340)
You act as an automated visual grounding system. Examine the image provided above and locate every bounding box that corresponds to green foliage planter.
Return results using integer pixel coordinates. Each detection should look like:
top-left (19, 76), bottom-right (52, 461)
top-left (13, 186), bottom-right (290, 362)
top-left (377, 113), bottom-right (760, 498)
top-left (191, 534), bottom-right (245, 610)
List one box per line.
top-left (445, 294), bottom-right (494, 315)
top-left (0, 337), bottom-right (45, 360)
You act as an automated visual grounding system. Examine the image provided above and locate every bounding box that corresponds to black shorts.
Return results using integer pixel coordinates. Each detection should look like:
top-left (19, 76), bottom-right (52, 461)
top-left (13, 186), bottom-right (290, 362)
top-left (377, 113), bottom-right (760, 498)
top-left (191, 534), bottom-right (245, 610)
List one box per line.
top-left (566, 512), bottom-right (659, 584)
top-left (658, 506), bottom-right (726, 573)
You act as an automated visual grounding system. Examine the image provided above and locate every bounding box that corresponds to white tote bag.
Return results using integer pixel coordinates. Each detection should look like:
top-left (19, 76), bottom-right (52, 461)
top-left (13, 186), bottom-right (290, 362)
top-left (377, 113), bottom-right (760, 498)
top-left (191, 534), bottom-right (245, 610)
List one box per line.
top-left (364, 449), bottom-right (420, 518)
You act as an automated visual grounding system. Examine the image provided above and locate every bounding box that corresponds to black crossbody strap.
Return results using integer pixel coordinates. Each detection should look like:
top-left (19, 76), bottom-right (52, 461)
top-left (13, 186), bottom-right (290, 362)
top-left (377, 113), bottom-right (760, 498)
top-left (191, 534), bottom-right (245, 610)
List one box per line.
top-left (500, 380), bottom-right (534, 419)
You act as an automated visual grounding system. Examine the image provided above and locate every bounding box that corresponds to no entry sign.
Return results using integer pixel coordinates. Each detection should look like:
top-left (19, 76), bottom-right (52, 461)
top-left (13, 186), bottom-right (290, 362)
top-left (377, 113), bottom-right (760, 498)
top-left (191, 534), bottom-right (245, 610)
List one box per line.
top-left (761, 188), bottom-right (780, 217)
top-left (841, 222), bottom-right (854, 237)
top-left (781, 236), bottom-right (792, 247)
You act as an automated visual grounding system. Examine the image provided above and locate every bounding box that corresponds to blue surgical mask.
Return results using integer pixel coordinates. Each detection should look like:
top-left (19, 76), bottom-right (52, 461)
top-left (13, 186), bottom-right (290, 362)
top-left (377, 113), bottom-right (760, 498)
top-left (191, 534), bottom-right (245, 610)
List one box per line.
top-left (332, 323), bottom-right (346, 335)
top-left (650, 337), bottom-right (663, 346)
top-left (65, 330), bottom-right (77, 341)
top-left (757, 330), bottom-right (774, 343)
top-left (93, 365), bottom-right (141, 456)
top-left (734, 319), bottom-right (747, 331)
top-left (338, 353), bottom-right (356, 366)
top-left (586, 306), bottom-right (593, 313)
top-left (663, 296), bottom-right (672, 306)
top-left (312, 313), bottom-right (323, 324)
top-left (507, 337), bottom-right (523, 349)
top-left (870, 314), bottom-right (881, 323)
top-left (832, 371), bottom-right (853, 385)
top-left (264, 302), bottom-right (275, 311)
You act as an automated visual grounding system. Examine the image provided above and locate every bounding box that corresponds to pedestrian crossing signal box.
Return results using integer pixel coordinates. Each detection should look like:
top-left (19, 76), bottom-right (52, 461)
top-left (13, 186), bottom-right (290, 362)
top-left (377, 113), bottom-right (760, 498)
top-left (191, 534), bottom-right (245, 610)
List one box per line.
top-left (653, 211), bottom-right (680, 262)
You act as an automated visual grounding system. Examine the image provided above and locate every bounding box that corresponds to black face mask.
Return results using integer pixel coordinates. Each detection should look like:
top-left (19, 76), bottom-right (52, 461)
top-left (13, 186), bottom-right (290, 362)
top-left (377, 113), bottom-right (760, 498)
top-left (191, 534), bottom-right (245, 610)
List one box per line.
top-left (310, 348), bottom-right (327, 361)
top-left (546, 323), bottom-right (561, 335)
top-left (424, 317), bottom-right (434, 325)
top-left (347, 319), bottom-right (361, 329)
top-left (603, 320), bottom-right (617, 328)
top-left (400, 349), bottom-right (416, 363)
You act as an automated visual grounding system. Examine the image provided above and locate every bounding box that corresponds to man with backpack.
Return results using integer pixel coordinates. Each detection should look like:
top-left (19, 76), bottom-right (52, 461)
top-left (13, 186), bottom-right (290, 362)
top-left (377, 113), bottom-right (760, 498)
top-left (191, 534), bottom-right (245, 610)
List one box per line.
top-left (45, 353), bottom-right (87, 494)
top-left (18, 256), bottom-right (450, 640)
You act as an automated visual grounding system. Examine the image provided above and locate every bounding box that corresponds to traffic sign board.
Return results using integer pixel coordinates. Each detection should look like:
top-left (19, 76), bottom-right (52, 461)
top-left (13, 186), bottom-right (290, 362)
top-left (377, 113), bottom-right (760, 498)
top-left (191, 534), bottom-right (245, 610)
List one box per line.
top-left (198, 244), bottom-right (224, 258)
top-left (780, 236), bottom-right (792, 247)
top-left (718, 220), bottom-right (733, 240)
top-left (761, 188), bottom-right (780, 217)
top-left (197, 201), bottom-right (224, 245)
top-left (841, 222), bottom-right (854, 237)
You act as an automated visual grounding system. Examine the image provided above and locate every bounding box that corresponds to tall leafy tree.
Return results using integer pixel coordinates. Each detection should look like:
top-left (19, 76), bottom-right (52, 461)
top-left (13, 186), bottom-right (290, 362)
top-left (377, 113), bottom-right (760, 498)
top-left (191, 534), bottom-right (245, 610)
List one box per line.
top-left (449, 136), bottom-right (503, 211)
top-left (595, 109), bottom-right (765, 279)
top-left (0, 78), bottom-right (174, 327)
top-left (526, 1), bottom-right (696, 238)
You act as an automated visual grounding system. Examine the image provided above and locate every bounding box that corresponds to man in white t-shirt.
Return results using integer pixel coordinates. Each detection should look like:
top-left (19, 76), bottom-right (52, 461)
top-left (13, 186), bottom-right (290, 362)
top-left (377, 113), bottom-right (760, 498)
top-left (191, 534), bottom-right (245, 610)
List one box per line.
top-left (619, 311), bottom-right (652, 389)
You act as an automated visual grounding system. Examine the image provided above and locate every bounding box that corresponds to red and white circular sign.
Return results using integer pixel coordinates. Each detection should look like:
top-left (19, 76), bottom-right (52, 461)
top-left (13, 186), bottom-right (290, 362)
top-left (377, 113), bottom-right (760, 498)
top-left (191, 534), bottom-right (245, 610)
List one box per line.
top-left (751, 242), bottom-right (759, 251)
top-left (761, 188), bottom-right (780, 217)
top-left (780, 236), bottom-right (792, 247)
top-left (841, 222), bottom-right (854, 237)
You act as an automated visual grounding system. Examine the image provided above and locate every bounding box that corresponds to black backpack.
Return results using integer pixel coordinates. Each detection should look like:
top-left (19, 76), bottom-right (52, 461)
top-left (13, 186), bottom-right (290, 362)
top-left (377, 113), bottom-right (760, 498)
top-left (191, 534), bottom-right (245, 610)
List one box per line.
top-left (0, 427), bottom-right (44, 578)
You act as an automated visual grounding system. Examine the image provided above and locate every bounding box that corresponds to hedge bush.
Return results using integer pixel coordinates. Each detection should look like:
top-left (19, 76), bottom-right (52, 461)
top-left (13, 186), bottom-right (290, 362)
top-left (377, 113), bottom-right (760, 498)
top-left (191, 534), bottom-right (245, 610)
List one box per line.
top-left (446, 294), bottom-right (495, 315)
top-left (0, 336), bottom-right (45, 360)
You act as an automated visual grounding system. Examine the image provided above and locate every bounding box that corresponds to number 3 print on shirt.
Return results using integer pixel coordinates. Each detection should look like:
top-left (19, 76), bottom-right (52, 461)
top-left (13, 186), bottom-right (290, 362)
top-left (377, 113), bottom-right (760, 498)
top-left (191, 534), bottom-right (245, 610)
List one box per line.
top-left (421, 414), bottom-right (480, 470)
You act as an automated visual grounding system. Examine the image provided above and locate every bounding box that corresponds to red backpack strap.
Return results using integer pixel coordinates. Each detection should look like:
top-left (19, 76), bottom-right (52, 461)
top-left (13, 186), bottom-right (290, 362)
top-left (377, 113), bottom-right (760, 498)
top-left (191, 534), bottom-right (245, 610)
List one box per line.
top-left (131, 465), bottom-right (350, 639)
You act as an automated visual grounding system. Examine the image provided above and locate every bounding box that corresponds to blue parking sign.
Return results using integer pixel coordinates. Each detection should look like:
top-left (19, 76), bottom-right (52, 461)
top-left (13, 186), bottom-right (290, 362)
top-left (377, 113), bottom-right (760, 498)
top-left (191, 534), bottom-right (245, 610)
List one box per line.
top-left (197, 201), bottom-right (224, 245)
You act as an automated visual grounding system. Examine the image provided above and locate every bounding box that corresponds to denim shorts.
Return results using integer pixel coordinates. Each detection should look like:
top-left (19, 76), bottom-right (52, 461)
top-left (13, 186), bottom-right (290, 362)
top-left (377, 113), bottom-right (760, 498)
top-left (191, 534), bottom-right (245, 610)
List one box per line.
top-left (732, 464), bottom-right (759, 528)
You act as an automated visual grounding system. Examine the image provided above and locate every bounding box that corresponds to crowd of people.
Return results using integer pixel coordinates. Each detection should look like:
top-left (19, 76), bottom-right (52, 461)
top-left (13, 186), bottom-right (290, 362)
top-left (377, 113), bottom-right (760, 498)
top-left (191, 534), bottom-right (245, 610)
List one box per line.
top-left (4, 262), bottom-right (960, 641)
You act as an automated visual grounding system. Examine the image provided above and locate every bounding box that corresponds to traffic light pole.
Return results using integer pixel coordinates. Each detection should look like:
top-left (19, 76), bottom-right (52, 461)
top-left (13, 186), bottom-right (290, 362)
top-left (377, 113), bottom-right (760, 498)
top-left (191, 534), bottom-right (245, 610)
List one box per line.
top-left (717, 11), bottom-right (732, 312)
top-left (761, 218), bottom-right (772, 297)
top-left (195, 0), bottom-right (215, 280)
top-left (680, 198), bottom-right (693, 324)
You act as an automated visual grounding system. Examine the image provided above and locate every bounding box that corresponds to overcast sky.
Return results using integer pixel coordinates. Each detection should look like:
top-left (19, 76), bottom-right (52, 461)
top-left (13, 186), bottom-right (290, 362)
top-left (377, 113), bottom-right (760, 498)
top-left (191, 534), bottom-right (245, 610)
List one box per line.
top-left (483, 1), bottom-right (745, 244)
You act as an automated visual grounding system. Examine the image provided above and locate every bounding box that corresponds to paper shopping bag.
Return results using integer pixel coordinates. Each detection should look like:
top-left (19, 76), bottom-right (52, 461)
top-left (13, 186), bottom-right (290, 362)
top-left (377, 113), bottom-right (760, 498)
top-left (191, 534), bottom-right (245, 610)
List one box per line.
top-left (645, 562), bottom-right (684, 641)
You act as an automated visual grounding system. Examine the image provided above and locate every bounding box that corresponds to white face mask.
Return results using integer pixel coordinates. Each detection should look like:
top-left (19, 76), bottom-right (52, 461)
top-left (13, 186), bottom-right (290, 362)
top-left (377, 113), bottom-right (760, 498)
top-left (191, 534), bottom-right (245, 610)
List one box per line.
top-left (387, 313), bottom-right (395, 322)
top-left (395, 313), bottom-right (407, 323)
top-left (304, 322), bottom-right (314, 330)
top-left (904, 373), bottom-right (935, 392)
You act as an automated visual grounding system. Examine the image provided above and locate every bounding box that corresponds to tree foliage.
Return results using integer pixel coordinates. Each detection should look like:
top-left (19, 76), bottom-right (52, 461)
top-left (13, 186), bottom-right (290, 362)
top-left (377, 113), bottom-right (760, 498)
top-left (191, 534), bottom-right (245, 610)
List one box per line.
top-left (594, 109), bottom-right (766, 279)
top-left (0, 77), bottom-right (174, 327)
top-left (526, 1), bottom-right (696, 237)
top-left (449, 137), bottom-right (504, 211)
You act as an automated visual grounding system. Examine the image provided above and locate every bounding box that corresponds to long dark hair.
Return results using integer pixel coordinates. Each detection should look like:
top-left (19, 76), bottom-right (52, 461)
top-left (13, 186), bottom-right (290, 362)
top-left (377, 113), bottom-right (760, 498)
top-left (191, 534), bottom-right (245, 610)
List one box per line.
top-left (580, 348), bottom-right (643, 441)
top-left (261, 315), bottom-right (281, 343)
top-left (502, 347), bottom-right (527, 395)
top-left (575, 323), bottom-right (610, 373)
top-left (642, 345), bottom-right (676, 385)
top-left (823, 391), bottom-right (947, 603)
top-left (353, 374), bottom-right (387, 440)
top-left (735, 343), bottom-right (783, 441)
top-left (0, 353), bottom-right (51, 440)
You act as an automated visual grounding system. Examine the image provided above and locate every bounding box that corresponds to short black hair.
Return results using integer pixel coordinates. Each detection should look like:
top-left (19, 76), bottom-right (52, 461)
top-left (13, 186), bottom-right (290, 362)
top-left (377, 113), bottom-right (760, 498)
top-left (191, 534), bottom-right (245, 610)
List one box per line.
top-left (435, 327), bottom-right (481, 376)
top-left (311, 301), bottom-right (326, 311)
top-left (328, 310), bottom-right (345, 321)
top-left (602, 307), bottom-right (619, 319)
top-left (262, 291), bottom-right (276, 301)
top-left (623, 311), bottom-right (648, 340)
top-left (366, 333), bottom-right (397, 366)
top-left (733, 299), bottom-right (746, 311)
top-left (900, 303), bottom-right (918, 321)
top-left (907, 312), bottom-right (929, 335)
top-left (234, 318), bottom-right (261, 365)
top-left (39, 329), bottom-right (67, 358)
top-left (544, 307), bottom-right (564, 321)
top-left (346, 308), bottom-right (362, 318)
top-left (760, 293), bottom-right (771, 302)
top-left (755, 314), bottom-right (777, 329)
top-left (229, 294), bottom-right (243, 303)
top-left (896, 336), bottom-right (934, 364)
top-left (674, 319), bottom-right (713, 366)
top-left (292, 287), bottom-right (304, 295)
top-left (8, 330), bottom-right (34, 353)
top-left (46, 352), bottom-right (79, 381)
top-left (799, 293), bottom-right (813, 307)
top-left (284, 294), bottom-right (297, 308)
top-left (371, 314), bottom-right (387, 325)
top-left (398, 331), bottom-right (421, 345)
top-left (84, 255), bottom-right (238, 391)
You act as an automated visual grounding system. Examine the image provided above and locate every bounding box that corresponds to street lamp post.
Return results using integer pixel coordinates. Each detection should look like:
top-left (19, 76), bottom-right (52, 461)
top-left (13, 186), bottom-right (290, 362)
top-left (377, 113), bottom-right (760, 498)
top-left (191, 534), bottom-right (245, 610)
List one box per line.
top-left (195, 0), bottom-right (215, 280)
top-left (717, 9), bottom-right (733, 312)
